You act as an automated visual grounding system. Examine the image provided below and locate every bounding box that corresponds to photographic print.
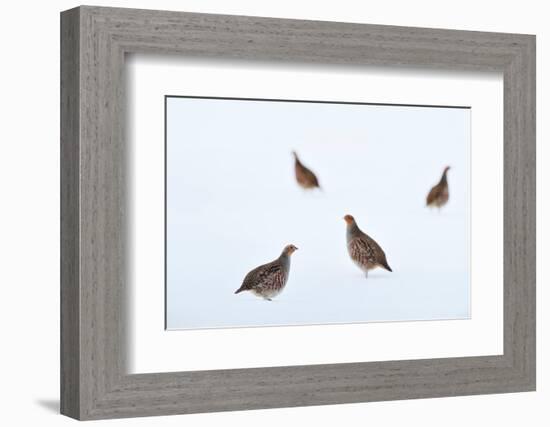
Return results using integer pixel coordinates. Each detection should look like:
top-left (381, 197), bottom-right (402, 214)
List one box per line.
top-left (165, 96), bottom-right (470, 330)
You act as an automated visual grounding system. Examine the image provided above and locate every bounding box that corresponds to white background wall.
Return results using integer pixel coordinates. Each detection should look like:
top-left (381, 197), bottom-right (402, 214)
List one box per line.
top-left (0, 0), bottom-right (545, 425)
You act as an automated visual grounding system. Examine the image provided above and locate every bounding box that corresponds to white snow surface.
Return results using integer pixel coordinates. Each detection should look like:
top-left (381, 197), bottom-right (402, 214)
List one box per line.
top-left (166, 97), bottom-right (470, 329)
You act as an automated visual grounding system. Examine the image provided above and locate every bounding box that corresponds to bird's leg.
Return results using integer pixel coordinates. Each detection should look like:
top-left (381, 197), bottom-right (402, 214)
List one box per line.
top-left (264, 297), bottom-right (273, 301)
top-left (364, 270), bottom-right (369, 279)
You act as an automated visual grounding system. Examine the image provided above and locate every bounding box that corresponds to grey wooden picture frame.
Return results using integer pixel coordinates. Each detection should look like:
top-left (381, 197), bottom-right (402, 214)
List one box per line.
top-left (60, 5), bottom-right (536, 421)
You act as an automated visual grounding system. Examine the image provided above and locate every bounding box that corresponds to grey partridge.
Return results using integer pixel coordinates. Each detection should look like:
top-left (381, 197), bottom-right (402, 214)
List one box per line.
top-left (426, 166), bottom-right (450, 209)
top-left (292, 151), bottom-right (321, 190)
top-left (344, 214), bottom-right (392, 277)
top-left (234, 244), bottom-right (298, 301)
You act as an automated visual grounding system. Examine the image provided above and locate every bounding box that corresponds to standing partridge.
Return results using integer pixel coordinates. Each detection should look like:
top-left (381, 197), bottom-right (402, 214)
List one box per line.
top-left (344, 214), bottom-right (392, 277)
top-left (292, 151), bottom-right (321, 190)
top-left (234, 244), bottom-right (298, 301)
top-left (426, 166), bottom-right (451, 209)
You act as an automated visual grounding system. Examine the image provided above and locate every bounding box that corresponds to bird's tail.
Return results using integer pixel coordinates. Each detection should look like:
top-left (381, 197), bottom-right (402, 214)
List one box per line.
top-left (380, 260), bottom-right (393, 272)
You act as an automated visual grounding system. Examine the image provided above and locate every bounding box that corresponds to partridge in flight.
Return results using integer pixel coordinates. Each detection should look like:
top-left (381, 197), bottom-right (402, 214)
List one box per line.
top-left (234, 244), bottom-right (298, 301)
top-left (426, 166), bottom-right (451, 209)
top-left (344, 214), bottom-right (392, 278)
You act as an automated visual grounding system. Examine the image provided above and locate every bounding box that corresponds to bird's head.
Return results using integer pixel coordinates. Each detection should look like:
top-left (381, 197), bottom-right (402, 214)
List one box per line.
top-left (283, 244), bottom-right (299, 255)
top-left (343, 214), bottom-right (356, 225)
top-left (444, 165), bottom-right (451, 173)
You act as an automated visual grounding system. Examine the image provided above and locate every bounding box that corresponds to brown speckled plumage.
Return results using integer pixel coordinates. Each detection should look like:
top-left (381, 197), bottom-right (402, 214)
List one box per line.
top-left (234, 244), bottom-right (298, 300)
top-left (426, 166), bottom-right (450, 208)
top-left (293, 151), bottom-right (321, 190)
top-left (344, 215), bottom-right (392, 277)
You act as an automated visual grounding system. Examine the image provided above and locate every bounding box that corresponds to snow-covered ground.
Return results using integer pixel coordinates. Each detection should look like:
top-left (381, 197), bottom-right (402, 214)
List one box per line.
top-left (166, 97), bottom-right (470, 329)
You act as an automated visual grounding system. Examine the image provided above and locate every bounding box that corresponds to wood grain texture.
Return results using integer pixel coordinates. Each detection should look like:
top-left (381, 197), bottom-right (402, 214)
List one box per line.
top-left (60, 5), bottom-right (536, 420)
top-left (60, 7), bottom-right (80, 419)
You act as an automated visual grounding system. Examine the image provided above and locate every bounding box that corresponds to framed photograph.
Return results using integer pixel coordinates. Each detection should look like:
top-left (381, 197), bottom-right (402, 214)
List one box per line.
top-left (164, 95), bottom-right (471, 331)
top-left (61, 6), bottom-right (536, 420)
